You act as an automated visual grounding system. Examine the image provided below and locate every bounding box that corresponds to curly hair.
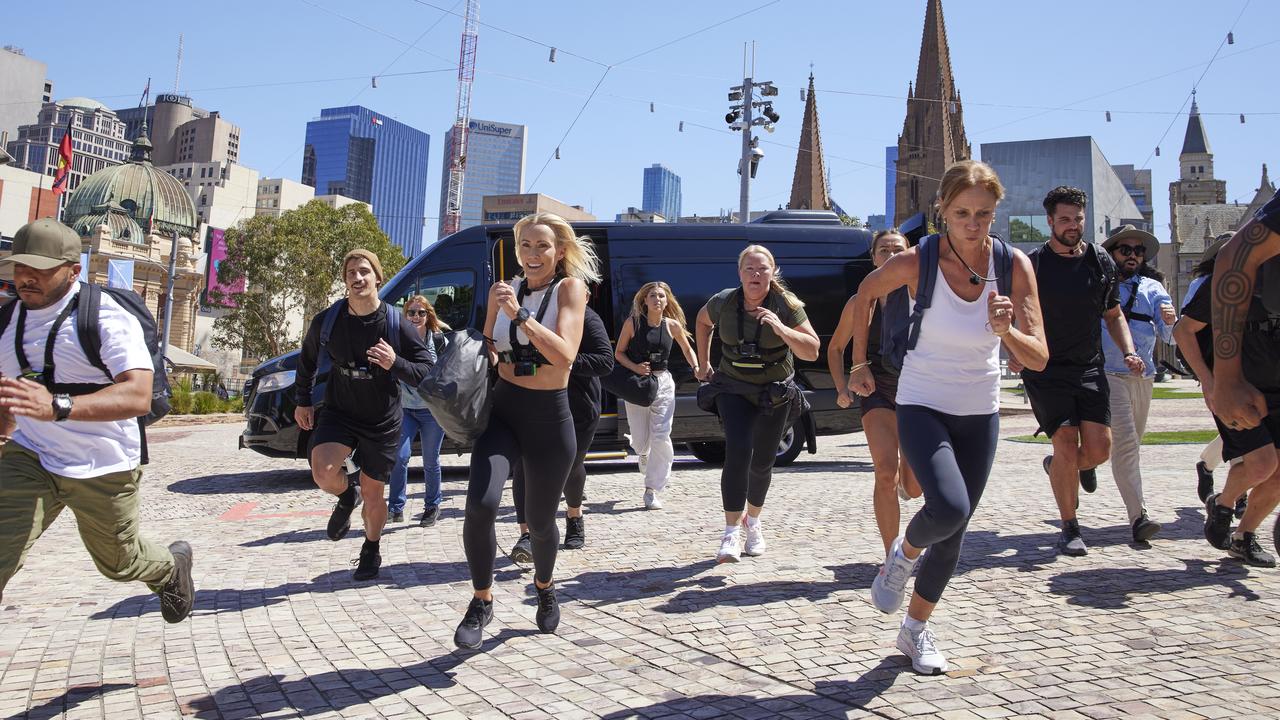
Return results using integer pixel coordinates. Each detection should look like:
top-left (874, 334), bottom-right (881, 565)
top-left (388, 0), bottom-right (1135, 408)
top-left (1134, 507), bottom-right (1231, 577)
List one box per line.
top-left (1042, 186), bottom-right (1088, 215)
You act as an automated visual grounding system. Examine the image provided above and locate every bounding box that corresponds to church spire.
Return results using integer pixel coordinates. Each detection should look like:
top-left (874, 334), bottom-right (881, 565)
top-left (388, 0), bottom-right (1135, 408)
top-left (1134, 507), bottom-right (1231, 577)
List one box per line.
top-left (1181, 93), bottom-right (1211, 156)
top-left (893, 0), bottom-right (971, 227)
top-left (788, 72), bottom-right (830, 211)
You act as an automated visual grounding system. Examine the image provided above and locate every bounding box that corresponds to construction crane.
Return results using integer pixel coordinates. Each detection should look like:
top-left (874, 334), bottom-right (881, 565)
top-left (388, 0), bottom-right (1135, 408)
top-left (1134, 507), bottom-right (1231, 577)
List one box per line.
top-left (440, 0), bottom-right (478, 239)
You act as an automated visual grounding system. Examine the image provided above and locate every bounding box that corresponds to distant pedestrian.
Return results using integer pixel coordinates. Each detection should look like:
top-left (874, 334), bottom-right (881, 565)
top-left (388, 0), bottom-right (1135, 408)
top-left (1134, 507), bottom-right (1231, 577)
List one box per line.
top-left (387, 295), bottom-right (447, 526)
top-left (0, 219), bottom-right (194, 623)
top-left (615, 282), bottom-right (697, 510)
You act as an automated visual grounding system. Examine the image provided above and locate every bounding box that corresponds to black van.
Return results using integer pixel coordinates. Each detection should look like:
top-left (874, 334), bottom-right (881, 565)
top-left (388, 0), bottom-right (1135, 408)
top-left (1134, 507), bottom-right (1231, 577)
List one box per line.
top-left (240, 211), bottom-right (876, 466)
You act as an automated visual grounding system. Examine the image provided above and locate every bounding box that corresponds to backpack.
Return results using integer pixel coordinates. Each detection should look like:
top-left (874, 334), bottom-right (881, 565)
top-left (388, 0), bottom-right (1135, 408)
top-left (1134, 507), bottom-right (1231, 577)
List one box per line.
top-left (880, 234), bottom-right (1015, 372)
top-left (416, 328), bottom-right (494, 444)
top-left (0, 282), bottom-right (171, 464)
top-left (311, 298), bottom-right (402, 406)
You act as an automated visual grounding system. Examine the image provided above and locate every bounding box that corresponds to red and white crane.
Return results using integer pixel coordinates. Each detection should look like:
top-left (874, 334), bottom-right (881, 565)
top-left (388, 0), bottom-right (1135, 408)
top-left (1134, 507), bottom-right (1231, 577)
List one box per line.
top-left (440, 0), bottom-right (478, 239)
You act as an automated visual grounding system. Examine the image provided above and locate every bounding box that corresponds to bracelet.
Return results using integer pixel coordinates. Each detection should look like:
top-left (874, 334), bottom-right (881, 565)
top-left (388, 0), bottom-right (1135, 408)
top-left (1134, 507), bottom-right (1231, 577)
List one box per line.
top-left (850, 361), bottom-right (871, 372)
top-left (1124, 352), bottom-right (1140, 359)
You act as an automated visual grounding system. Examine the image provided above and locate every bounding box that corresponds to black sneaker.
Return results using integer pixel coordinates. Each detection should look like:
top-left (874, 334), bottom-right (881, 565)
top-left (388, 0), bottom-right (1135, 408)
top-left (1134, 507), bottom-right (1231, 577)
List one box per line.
top-left (535, 584), bottom-right (560, 633)
top-left (1196, 461), bottom-right (1215, 503)
top-left (389, 511), bottom-right (404, 523)
top-left (326, 484), bottom-right (361, 541)
top-left (1132, 513), bottom-right (1161, 543)
top-left (453, 597), bottom-right (493, 650)
top-left (419, 505), bottom-right (440, 528)
top-left (509, 532), bottom-right (533, 569)
top-left (1079, 468), bottom-right (1098, 494)
top-left (563, 516), bottom-right (585, 550)
top-left (1058, 519), bottom-right (1087, 557)
top-left (352, 542), bottom-right (381, 581)
top-left (1234, 494), bottom-right (1248, 520)
top-left (1204, 493), bottom-right (1235, 550)
top-left (1228, 532), bottom-right (1276, 567)
top-left (159, 541), bottom-right (195, 623)
top-left (1042, 455), bottom-right (1052, 476)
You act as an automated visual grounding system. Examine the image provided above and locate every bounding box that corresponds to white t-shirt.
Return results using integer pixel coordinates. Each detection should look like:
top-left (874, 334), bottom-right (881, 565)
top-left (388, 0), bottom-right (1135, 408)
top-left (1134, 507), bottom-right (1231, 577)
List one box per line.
top-left (0, 285), bottom-right (153, 478)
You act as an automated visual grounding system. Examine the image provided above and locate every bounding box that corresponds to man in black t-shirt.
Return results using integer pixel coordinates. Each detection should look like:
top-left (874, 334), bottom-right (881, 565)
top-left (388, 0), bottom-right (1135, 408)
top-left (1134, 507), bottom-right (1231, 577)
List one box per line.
top-left (294, 249), bottom-right (433, 581)
top-left (1208, 188), bottom-right (1280, 565)
top-left (1014, 187), bottom-right (1146, 556)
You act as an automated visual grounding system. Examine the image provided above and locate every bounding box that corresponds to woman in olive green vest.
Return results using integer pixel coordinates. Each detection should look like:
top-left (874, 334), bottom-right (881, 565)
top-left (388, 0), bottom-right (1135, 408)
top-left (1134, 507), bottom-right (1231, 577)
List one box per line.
top-left (694, 245), bottom-right (820, 563)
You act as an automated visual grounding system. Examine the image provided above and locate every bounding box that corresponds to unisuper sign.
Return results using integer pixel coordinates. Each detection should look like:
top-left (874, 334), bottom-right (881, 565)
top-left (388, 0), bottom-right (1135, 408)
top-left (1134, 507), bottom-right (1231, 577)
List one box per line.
top-left (468, 121), bottom-right (519, 137)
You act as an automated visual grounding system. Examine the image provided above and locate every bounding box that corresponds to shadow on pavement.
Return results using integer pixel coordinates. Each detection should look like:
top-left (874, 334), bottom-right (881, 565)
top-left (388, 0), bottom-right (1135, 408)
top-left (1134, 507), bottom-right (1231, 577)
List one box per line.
top-left (8, 683), bottom-right (135, 720)
top-left (167, 469), bottom-right (313, 495)
top-left (558, 559), bottom-right (723, 607)
top-left (1048, 557), bottom-right (1260, 608)
top-left (650, 563), bottom-right (879, 614)
top-left (598, 672), bottom-right (910, 720)
top-left (181, 628), bottom-right (531, 719)
top-left (89, 561), bottom-right (522, 620)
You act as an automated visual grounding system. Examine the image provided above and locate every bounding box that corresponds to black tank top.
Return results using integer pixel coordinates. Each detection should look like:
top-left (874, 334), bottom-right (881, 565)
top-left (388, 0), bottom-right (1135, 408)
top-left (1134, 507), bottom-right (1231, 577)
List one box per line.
top-left (628, 316), bottom-right (673, 370)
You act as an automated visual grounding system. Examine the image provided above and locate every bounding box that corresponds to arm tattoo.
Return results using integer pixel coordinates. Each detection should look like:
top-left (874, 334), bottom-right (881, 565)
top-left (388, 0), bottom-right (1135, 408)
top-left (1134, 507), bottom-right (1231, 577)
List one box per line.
top-left (1213, 221), bottom-right (1270, 361)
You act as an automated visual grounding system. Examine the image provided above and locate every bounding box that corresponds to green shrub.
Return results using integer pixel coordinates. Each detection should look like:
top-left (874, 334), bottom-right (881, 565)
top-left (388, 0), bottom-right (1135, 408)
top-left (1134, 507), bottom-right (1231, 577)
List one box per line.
top-left (223, 396), bottom-right (245, 413)
top-left (170, 388), bottom-right (193, 414)
top-left (191, 391), bottom-right (221, 414)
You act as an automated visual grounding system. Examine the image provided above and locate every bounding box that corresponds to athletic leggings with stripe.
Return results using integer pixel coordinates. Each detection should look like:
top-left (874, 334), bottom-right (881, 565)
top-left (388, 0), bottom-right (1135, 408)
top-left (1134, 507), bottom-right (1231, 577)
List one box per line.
top-left (717, 392), bottom-right (792, 511)
top-left (896, 404), bottom-right (999, 604)
top-left (513, 411), bottom-right (600, 523)
top-left (464, 381), bottom-right (575, 589)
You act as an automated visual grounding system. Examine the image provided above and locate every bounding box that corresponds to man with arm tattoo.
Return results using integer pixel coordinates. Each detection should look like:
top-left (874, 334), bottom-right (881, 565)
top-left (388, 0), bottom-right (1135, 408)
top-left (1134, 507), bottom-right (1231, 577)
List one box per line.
top-left (1207, 188), bottom-right (1280, 567)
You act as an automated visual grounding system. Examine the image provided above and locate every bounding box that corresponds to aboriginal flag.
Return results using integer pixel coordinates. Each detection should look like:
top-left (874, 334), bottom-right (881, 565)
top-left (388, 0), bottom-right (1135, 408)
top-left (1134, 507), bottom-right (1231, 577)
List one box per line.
top-left (51, 118), bottom-right (73, 195)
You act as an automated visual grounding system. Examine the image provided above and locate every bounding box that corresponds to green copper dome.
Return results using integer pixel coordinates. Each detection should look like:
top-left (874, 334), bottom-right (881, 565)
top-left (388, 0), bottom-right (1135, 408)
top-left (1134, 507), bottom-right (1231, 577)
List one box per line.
top-left (63, 130), bottom-right (198, 239)
top-left (69, 202), bottom-right (146, 244)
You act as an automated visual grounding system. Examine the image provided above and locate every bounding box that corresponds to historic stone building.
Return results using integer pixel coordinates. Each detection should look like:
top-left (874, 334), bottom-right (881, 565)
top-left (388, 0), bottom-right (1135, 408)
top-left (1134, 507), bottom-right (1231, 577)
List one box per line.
top-left (787, 73), bottom-right (830, 211)
top-left (60, 129), bottom-right (205, 354)
top-left (893, 0), bottom-right (971, 228)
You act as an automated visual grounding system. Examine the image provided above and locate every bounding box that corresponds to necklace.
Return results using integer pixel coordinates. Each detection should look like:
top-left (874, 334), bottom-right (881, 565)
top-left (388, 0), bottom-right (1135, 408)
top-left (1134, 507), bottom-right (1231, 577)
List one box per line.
top-left (945, 234), bottom-right (1001, 285)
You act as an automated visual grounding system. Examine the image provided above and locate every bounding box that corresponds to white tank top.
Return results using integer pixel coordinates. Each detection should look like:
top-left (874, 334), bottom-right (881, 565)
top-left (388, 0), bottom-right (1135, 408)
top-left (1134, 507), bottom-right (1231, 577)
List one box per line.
top-left (895, 253), bottom-right (1001, 415)
top-left (492, 277), bottom-right (565, 352)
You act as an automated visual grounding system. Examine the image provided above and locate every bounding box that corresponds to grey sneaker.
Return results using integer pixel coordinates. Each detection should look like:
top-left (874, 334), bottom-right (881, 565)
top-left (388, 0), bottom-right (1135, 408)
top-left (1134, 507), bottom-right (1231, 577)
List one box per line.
top-left (1228, 532), bottom-right (1275, 567)
top-left (1058, 519), bottom-right (1087, 556)
top-left (159, 541), bottom-right (195, 623)
top-left (871, 536), bottom-right (918, 614)
top-left (896, 622), bottom-right (949, 675)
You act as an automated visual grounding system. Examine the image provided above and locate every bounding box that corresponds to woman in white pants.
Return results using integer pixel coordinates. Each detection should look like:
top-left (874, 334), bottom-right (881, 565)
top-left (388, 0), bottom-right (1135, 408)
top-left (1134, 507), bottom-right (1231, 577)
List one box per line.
top-left (616, 282), bottom-right (697, 509)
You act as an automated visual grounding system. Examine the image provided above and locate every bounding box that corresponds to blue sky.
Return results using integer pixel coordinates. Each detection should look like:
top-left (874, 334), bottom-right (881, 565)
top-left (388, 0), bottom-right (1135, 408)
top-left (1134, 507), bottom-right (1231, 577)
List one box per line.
top-left (7, 0), bottom-right (1277, 244)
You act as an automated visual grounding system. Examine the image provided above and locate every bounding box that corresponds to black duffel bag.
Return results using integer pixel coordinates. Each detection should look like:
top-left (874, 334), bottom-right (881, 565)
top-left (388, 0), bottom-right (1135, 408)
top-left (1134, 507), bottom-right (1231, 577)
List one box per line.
top-left (417, 328), bottom-right (495, 444)
top-left (601, 362), bottom-right (659, 407)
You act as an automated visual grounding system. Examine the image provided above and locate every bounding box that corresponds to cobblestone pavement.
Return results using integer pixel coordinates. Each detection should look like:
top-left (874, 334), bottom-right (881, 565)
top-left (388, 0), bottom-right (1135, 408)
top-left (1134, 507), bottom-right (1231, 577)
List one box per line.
top-left (3, 394), bottom-right (1280, 719)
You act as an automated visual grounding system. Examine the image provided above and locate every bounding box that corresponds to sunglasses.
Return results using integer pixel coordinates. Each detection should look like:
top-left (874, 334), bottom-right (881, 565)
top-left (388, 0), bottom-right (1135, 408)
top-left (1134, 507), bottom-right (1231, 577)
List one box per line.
top-left (406, 309), bottom-right (428, 317)
top-left (1114, 244), bottom-right (1146, 257)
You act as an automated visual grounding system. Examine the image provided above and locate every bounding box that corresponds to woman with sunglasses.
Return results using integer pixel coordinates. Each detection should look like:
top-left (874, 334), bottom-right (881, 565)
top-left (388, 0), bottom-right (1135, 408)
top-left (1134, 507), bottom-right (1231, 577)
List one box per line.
top-left (388, 296), bottom-right (448, 526)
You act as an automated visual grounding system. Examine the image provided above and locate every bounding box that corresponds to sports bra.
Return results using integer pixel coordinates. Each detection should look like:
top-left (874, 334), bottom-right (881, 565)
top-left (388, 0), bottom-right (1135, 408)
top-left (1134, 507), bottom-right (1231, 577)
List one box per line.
top-left (492, 277), bottom-right (565, 352)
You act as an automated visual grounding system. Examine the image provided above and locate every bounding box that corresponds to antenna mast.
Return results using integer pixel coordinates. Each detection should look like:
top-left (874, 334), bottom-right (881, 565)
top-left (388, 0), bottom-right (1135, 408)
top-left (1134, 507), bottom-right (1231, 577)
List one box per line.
top-left (173, 34), bottom-right (184, 93)
top-left (441, 0), bottom-right (478, 238)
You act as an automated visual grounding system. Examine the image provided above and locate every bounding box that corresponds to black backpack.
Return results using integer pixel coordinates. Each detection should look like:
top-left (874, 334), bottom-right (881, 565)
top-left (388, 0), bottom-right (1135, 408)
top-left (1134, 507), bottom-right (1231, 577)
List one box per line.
top-left (880, 234), bottom-right (1015, 372)
top-left (0, 282), bottom-right (172, 463)
top-left (416, 328), bottom-right (494, 444)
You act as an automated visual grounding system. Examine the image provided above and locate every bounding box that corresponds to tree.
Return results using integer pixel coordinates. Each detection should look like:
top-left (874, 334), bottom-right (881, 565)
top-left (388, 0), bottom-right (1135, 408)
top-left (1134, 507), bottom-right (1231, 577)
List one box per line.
top-left (838, 214), bottom-right (864, 228)
top-left (210, 201), bottom-right (407, 360)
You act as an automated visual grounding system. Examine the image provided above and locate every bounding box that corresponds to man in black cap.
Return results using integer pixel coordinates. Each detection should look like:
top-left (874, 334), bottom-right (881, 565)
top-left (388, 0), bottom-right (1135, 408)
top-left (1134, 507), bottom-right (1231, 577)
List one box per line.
top-left (0, 218), bottom-right (194, 621)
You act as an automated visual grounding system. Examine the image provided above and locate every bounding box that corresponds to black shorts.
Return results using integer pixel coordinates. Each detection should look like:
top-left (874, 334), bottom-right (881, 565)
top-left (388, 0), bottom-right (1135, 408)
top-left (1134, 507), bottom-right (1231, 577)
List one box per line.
top-left (1214, 392), bottom-right (1280, 462)
top-left (309, 410), bottom-right (400, 483)
top-left (860, 365), bottom-right (899, 414)
top-left (1021, 366), bottom-right (1110, 438)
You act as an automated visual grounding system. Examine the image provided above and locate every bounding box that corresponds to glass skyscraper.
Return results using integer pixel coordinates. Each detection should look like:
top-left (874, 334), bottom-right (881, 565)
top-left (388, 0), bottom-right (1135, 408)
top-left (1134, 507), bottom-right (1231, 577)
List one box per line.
top-left (302, 106), bottom-right (430, 255)
top-left (642, 164), bottom-right (681, 223)
top-left (438, 119), bottom-right (526, 238)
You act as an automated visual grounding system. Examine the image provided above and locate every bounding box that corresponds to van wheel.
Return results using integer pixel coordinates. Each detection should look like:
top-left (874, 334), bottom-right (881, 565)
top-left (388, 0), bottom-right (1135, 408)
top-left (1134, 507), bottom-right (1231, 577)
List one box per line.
top-left (687, 441), bottom-right (726, 465)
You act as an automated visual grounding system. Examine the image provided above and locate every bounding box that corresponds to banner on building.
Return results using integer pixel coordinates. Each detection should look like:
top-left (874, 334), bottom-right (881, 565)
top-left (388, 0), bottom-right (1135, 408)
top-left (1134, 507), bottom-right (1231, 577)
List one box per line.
top-left (107, 259), bottom-right (135, 290)
top-left (203, 227), bottom-right (244, 307)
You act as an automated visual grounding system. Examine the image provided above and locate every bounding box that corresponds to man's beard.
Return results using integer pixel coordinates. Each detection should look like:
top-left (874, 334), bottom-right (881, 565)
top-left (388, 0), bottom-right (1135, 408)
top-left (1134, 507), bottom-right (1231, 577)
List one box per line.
top-left (1053, 230), bottom-right (1083, 248)
top-left (1118, 262), bottom-right (1140, 279)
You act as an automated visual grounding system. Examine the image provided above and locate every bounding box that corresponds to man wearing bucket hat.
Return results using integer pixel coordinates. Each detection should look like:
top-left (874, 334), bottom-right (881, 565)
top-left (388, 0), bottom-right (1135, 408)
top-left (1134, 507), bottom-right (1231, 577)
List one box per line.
top-left (1208, 187), bottom-right (1280, 565)
top-left (1100, 224), bottom-right (1177, 545)
top-left (0, 218), bottom-right (194, 620)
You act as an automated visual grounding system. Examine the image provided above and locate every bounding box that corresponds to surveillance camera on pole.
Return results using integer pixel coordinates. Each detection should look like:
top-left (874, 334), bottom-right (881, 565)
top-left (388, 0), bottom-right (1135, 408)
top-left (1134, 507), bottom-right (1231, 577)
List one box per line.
top-left (726, 77), bottom-right (779, 223)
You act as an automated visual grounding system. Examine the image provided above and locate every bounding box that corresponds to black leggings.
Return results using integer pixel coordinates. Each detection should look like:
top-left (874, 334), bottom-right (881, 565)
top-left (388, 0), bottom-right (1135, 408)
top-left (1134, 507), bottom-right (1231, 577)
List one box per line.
top-left (717, 392), bottom-right (792, 512)
top-left (513, 412), bottom-right (600, 524)
top-left (464, 381), bottom-right (575, 589)
top-left (896, 404), bottom-right (999, 604)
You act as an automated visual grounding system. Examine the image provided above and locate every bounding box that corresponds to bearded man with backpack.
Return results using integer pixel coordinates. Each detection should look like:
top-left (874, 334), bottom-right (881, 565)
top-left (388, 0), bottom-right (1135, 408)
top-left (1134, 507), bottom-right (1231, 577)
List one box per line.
top-left (0, 219), bottom-right (193, 623)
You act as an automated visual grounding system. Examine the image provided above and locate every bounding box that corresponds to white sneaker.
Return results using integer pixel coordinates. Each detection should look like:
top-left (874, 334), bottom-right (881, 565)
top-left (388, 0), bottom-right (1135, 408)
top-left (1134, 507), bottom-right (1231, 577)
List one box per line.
top-left (896, 622), bottom-right (949, 675)
top-left (896, 477), bottom-right (910, 502)
top-left (742, 519), bottom-right (767, 556)
top-left (870, 536), bottom-right (918, 614)
top-left (643, 489), bottom-right (663, 510)
top-left (716, 528), bottom-right (741, 563)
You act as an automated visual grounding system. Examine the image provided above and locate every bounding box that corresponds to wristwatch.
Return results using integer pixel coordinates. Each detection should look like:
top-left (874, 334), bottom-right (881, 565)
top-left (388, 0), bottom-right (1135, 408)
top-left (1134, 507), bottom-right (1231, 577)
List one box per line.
top-left (514, 307), bottom-right (531, 326)
top-left (52, 393), bottom-right (73, 422)
top-left (1123, 352), bottom-right (1140, 360)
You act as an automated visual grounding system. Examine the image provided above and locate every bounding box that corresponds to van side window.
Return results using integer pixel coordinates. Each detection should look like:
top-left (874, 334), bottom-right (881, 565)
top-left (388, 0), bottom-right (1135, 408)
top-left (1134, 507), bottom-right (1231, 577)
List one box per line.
top-left (389, 270), bottom-right (476, 330)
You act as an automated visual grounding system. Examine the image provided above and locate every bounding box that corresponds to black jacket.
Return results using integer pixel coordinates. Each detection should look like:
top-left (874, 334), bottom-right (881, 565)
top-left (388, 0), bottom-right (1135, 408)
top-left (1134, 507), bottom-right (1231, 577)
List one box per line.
top-left (568, 306), bottom-right (614, 425)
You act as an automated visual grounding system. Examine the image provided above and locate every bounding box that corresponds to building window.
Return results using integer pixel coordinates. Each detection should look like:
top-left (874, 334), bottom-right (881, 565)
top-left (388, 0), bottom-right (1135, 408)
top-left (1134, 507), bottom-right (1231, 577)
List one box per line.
top-left (1008, 215), bottom-right (1050, 244)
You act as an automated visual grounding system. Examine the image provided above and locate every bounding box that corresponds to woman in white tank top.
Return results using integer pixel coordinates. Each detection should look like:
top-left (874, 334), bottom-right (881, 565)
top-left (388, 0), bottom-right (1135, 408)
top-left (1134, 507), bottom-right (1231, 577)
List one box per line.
top-left (846, 161), bottom-right (1048, 676)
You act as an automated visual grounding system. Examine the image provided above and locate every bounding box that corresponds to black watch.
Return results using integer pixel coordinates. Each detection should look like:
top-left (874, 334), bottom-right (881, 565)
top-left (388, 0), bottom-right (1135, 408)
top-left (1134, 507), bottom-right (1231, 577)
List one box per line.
top-left (514, 307), bottom-right (532, 326)
top-left (52, 393), bottom-right (73, 422)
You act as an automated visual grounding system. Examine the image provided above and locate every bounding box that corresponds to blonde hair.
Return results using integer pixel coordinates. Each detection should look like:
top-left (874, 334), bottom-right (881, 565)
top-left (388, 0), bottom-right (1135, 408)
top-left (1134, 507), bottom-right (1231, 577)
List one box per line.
top-left (403, 294), bottom-right (445, 333)
top-left (935, 160), bottom-right (1005, 213)
top-left (631, 281), bottom-right (692, 339)
top-left (342, 248), bottom-right (384, 283)
top-left (513, 212), bottom-right (602, 284)
top-left (738, 244), bottom-right (804, 310)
